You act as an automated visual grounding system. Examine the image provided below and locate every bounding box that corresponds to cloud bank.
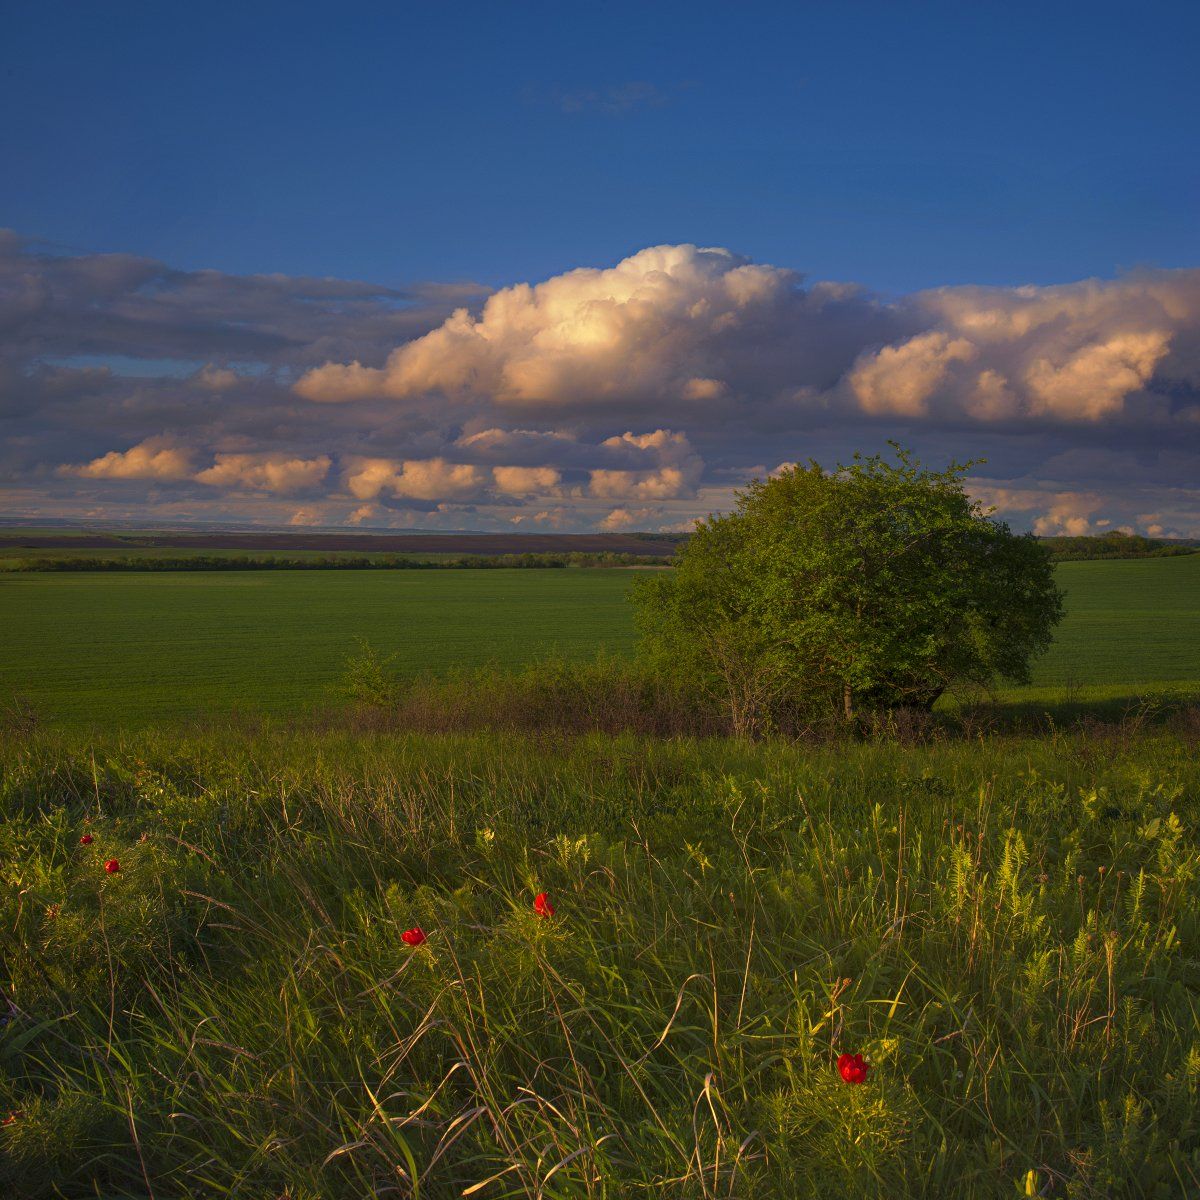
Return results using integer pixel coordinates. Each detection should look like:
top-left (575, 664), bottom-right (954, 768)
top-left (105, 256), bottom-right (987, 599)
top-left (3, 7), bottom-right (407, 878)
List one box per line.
top-left (4, 231), bottom-right (1199, 535)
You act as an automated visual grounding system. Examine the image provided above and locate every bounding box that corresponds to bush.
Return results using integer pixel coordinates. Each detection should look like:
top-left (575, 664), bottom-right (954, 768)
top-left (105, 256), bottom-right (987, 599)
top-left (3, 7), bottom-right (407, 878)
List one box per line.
top-left (633, 445), bottom-right (1064, 734)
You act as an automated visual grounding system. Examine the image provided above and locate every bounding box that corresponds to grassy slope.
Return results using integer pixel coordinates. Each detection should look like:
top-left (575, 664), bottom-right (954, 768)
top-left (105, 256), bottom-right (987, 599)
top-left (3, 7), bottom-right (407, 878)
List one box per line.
top-left (3, 725), bottom-right (1199, 1197)
top-left (2, 556), bottom-right (1199, 730)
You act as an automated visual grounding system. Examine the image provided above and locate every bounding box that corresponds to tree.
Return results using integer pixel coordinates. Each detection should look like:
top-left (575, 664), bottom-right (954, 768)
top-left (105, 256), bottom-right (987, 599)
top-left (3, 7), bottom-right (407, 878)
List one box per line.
top-left (632, 445), bottom-right (1064, 733)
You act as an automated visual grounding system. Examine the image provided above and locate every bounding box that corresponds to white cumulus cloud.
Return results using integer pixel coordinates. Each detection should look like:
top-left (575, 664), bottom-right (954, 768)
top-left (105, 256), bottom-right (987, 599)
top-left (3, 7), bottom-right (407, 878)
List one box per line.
top-left (343, 457), bottom-right (489, 501)
top-left (194, 453), bottom-right (331, 494)
top-left (491, 465), bottom-right (562, 494)
top-left (63, 438), bottom-right (194, 481)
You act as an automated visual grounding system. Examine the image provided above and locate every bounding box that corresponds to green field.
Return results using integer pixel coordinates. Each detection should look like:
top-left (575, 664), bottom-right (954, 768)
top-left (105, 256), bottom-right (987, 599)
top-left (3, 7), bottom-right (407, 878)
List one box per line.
top-left (2, 556), bottom-right (1198, 729)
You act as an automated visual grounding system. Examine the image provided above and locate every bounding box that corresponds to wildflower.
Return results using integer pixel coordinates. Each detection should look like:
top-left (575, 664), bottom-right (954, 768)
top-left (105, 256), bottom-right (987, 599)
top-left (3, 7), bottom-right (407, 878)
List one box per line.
top-left (838, 1052), bottom-right (869, 1084)
top-left (401, 927), bottom-right (427, 947)
top-left (80, 834), bottom-right (94, 845)
top-left (2, 1110), bottom-right (22, 1126)
top-left (533, 892), bottom-right (555, 918)
top-left (104, 859), bottom-right (121, 874)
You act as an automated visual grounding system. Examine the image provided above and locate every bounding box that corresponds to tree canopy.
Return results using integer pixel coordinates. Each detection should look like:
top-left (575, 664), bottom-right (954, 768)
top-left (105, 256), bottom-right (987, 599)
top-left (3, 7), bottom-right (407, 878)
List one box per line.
top-left (632, 446), bottom-right (1064, 735)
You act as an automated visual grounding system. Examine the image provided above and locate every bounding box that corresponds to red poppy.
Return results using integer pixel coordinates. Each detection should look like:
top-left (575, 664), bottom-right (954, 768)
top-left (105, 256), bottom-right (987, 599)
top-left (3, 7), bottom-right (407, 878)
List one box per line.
top-left (533, 892), bottom-right (555, 918)
top-left (401, 927), bottom-right (427, 947)
top-left (838, 1052), bottom-right (869, 1084)
top-left (79, 834), bottom-right (94, 845)
top-left (104, 859), bottom-right (121, 874)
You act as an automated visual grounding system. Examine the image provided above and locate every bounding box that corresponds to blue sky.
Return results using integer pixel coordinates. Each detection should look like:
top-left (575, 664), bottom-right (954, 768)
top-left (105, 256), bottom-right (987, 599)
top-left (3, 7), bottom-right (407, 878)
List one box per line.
top-left (2, 1), bottom-right (1199, 535)
top-left (4, 0), bottom-right (1197, 292)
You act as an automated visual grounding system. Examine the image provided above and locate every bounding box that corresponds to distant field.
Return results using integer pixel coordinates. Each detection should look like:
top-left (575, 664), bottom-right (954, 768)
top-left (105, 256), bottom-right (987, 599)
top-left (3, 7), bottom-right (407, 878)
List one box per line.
top-left (0, 569), bottom-right (639, 727)
top-left (1, 556), bottom-right (1198, 729)
top-left (0, 528), bottom-right (683, 558)
top-left (0, 545), bottom-right (472, 568)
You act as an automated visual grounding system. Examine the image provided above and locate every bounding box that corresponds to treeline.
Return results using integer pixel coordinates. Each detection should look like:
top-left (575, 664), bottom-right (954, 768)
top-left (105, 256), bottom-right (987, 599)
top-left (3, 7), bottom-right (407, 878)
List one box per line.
top-left (7, 551), bottom-right (673, 572)
top-left (1041, 531), bottom-right (1198, 561)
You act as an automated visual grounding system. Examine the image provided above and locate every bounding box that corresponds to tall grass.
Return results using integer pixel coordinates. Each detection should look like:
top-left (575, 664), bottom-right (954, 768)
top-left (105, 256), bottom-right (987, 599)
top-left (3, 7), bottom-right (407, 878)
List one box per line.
top-left (3, 723), bottom-right (1200, 1197)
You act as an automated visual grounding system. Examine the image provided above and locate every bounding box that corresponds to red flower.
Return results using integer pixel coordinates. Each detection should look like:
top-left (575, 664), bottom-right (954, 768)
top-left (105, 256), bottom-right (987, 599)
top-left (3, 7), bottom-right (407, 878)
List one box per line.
top-left (79, 834), bottom-right (94, 845)
top-left (401, 927), bottom-right (427, 947)
top-left (2, 1110), bottom-right (22, 1126)
top-left (104, 859), bottom-right (121, 874)
top-left (533, 892), bottom-right (555, 918)
top-left (838, 1052), bottom-right (869, 1084)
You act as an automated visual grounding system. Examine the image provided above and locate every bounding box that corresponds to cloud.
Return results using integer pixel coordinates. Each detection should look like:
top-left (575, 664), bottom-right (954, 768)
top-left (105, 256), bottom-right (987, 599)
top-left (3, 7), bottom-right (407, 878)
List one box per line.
top-left (598, 506), bottom-right (656, 530)
top-left (455, 426), bottom-right (579, 460)
top-left (296, 243), bottom-right (1200, 435)
top-left (7, 231), bottom-right (1200, 534)
top-left (294, 243), bottom-right (896, 409)
top-left (194, 365), bottom-right (241, 391)
top-left (1023, 331), bottom-right (1170, 420)
top-left (510, 508), bottom-right (572, 527)
top-left (343, 457), bottom-right (489, 501)
top-left (587, 429), bottom-right (704, 499)
top-left (967, 482), bottom-right (1108, 537)
top-left (849, 332), bottom-right (977, 416)
top-left (588, 467), bottom-right (696, 500)
top-left (194, 453), bottom-right (331, 494)
top-left (556, 81), bottom-right (672, 114)
top-left (908, 273), bottom-right (1200, 423)
top-left (63, 437), bottom-right (194, 481)
top-left (492, 465), bottom-right (562, 494)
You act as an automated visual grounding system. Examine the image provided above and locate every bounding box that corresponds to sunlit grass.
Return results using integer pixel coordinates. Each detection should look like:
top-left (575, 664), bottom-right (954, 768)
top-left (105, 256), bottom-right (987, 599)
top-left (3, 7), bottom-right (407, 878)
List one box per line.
top-left (4, 723), bottom-right (1200, 1196)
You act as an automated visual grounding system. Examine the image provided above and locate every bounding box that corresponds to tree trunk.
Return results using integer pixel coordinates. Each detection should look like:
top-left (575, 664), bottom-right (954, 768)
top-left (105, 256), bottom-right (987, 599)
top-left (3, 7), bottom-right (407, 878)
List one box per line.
top-left (842, 682), bottom-right (854, 723)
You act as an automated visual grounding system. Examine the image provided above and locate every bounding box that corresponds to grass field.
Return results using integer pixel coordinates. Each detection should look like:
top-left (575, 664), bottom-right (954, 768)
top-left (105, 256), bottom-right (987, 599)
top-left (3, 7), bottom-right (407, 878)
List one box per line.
top-left (4, 723), bottom-right (1200, 1196)
top-left (4, 556), bottom-right (1200, 1196)
top-left (1, 556), bottom-right (1198, 729)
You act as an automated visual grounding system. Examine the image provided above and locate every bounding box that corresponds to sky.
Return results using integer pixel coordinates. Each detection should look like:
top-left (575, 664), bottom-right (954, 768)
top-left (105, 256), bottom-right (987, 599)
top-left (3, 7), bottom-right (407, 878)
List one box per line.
top-left (2, 0), bottom-right (1199, 535)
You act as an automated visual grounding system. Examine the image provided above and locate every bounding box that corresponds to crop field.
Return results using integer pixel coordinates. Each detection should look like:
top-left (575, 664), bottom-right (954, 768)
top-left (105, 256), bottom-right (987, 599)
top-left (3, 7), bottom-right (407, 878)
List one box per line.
top-left (0, 570), bottom-right (639, 728)
top-left (1007, 554), bottom-right (1200, 700)
top-left (1, 555), bottom-right (1198, 729)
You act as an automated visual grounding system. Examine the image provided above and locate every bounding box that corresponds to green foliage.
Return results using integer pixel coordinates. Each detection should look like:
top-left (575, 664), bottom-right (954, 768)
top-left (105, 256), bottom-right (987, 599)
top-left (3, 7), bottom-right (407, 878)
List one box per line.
top-left (1042, 530), bottom-right (1199, 561)
top-left (634, 445), bottom-right (1065, 730)
top-left (3, 724), bottom-right (1200, 1196)
top-left (339, 638), bottom-right (401, 706)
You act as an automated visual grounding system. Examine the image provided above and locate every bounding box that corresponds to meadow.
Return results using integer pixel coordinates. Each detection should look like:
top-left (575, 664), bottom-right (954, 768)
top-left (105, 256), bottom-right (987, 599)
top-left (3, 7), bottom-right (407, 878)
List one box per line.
top-left (3, 721), bottom-right (1200, 1197)
top-left (3, 557), bottom-right (1200, 1196)
top-left (1, 556), bottom-right (1199, 730)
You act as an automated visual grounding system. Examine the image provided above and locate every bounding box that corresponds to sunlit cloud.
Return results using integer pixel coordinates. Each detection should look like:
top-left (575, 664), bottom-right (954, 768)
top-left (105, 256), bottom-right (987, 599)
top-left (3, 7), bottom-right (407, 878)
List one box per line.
top-left (195, 453), bottom-right (331, 494)
top-left (5, 231), bottom-right (1198, 534)
top-left (62, 438), bottom-right (194, 481)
